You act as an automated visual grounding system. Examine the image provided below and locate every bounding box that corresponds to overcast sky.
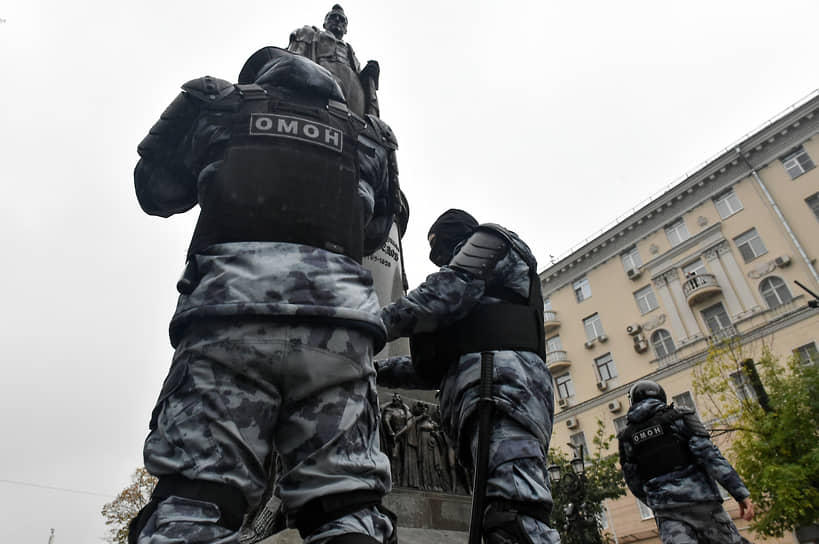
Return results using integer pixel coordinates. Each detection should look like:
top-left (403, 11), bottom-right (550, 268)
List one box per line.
top-left (1, 1), bottom-right (817, 541)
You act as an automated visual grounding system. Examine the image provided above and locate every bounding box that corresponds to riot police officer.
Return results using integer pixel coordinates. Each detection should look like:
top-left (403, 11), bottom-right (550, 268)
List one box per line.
top-left (376, 209), bottom-right (561, 544)
top-left (129, 46), bottom-right (400, 544)
top-left (618, 380), bottom-right (755, 544)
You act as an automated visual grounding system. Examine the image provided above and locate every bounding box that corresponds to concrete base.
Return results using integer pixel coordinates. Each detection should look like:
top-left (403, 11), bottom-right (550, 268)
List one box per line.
top-left (258, 488), bottom-right (472, 544)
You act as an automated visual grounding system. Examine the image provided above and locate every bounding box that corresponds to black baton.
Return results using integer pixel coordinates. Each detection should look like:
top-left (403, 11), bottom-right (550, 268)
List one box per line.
top-left (469, 351), bottom-right (495, 544)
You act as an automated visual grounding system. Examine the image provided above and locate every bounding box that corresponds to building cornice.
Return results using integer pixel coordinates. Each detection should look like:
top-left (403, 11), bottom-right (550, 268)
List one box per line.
top-left (540, 92), bottom-right (819, 294)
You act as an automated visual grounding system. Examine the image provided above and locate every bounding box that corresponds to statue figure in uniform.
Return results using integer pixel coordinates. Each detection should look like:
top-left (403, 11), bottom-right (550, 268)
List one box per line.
top-left (288, 4), bottom-right (380, 118)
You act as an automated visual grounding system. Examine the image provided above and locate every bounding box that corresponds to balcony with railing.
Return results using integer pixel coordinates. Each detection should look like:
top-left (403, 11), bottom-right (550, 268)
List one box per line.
top-left (546, 349), bottom-right (570, 372)
top-left (543, 310), bottom-right (561, 334)
top-left (707, 325), bottom-right (739, 346)
top-left (683, 273), bottom-right (722, 305)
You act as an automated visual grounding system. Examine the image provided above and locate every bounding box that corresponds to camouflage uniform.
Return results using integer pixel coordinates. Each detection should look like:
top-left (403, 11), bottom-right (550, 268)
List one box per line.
top-left (378, 229), bottom-right (560, 544)
top-left (618, 398), bottom-right (751, 544)
top-left (132, 50), bottom-right (394, 544)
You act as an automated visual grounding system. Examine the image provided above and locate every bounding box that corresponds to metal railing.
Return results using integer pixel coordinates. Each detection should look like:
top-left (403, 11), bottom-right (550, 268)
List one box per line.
top-left (683, 273), bottom-right (720, 299)
top-left (543, 310), bottom-right (559, 322)
top-left (546, 350), bottom-right (569, 365)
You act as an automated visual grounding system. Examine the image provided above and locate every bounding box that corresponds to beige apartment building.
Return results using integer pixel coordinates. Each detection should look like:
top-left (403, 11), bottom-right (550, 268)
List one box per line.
top-left (539, 91), bottom-right (819, 544)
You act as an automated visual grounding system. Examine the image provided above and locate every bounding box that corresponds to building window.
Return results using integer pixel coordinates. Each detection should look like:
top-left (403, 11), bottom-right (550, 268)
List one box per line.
top-left (794, 342), bottom-right (819, 365)
top-left (613, 415), bottom-right (628, 434)
top-left (781, 146), bottom-right (815, 179)
top-left (546, 335), bottom-right (563, 353)
top-left (702, 303), bottom-right (732, 334)
top-left (636, 499), bottom-right (654, 520)
top-left (730, 370), bottom-right (757, 402)
top-left (570, 431), bottom-right (589, 457)
top-left (595, 353), bottom-right (618, 381)
top-left (543, 296), bottom-right (553, 311)
top-left (672, 391), bottom-right (696, 412)
top-left (583, 313), bottom-right (605, 341)
top-left (807, 193), bottom-right (819, 221)
top-left (714, 190), bottom-right (743, 219)
top-left (555, 373), bottom-right (575, 399)
top-left (573, 277), bottom-right (592, 302)
top-left (665, 220), bottom-right (690, 247)
top-left (759, 276), bottom-right (792, 308)
top-left (634, 285), bottom-right (659, 314)
top-left (734, 228), bottom-right (768, 263)
top-left (651, 329), bottom-right (676, 359)
top-left (621, 246), bottom-right (642, 272)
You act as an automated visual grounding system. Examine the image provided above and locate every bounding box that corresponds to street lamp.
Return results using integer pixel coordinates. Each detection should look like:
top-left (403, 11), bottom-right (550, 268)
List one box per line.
top-left (547, 445), bottom-right (601, 544)
top-left (570, 445), bottom-right (586, 476)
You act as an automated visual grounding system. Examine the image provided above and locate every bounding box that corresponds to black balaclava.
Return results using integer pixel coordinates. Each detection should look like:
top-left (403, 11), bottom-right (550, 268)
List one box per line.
top-left (427, 209), bottom-right (478, 267)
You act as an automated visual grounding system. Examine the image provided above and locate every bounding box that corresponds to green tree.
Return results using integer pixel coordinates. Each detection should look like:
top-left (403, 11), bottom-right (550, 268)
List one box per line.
top-left (548, 420), bottom-right (626, 544)
top-left (101, 467), bottom-right (157, 544)
top-left (693, 340), bottom-right (819, 537)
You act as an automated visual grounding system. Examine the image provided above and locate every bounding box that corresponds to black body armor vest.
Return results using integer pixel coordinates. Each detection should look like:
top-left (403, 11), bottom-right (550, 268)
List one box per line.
top-left (620, 407), bottom-right (694, 481)
top-left (410, 225), bottom-right (547, 386)
top-left (187, 84), bottom-right (364, 261)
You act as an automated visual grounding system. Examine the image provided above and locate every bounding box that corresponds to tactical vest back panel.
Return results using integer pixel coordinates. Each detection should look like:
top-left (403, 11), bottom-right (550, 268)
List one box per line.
top-left (188, 86), bottom-right (363, 261)
top-left (621, 407), bottom-right (694, 481)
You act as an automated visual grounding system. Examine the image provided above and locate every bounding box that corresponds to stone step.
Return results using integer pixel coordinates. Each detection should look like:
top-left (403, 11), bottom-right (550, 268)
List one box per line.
top-left (255, 488), bottom-right (473, 544)
top-left (259, 528), bottom-right (469, 544)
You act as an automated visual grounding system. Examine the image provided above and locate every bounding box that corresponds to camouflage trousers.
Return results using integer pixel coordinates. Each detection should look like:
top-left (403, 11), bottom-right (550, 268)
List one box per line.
top-left (443, 351), bottom-right (560, 544)
top-left (467, 417), bottom-right (561, 544)
top-left (656, 502), bottom-right (746, 544)
top-left (137, 319), bottom-right (393, 544)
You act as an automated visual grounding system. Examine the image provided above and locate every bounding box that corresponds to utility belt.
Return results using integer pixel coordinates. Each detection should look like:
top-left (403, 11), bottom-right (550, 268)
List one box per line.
top-left (410, 301), bottom-right (544, 386)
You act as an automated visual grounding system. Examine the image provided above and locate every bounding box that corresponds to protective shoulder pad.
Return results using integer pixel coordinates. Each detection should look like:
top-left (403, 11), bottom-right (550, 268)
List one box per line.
top-left (364, 115), bottom-right (398, 150)
top-left (182, 76), bottom-right (236, 103)
top-left (680, 410), bottom-right (709, 437)
top-left (450, 227), bottom-right (509, 279)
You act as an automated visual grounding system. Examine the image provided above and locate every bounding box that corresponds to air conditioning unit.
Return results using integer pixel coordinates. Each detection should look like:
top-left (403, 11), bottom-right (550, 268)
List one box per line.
top-left (627, 268), bottom-right (642, 280)
top-left (607, 400), bottom-right (622, 413)
top-left (626, 323), bottom-right (642, 336)
top-left (558, 398), bottom-right (570, 409)
top-left (634, 340), bottom-right (649, 353)
top-left (598, 334), bottom-right (608, 343)
top-left (596, 379), bottom-right (608, 391)
top-left (565, 417), bottom-right (579, 429)
top-left (774, 255), bottom-right (791, 268)
top-left (584, 340), bottom-right (595, 349)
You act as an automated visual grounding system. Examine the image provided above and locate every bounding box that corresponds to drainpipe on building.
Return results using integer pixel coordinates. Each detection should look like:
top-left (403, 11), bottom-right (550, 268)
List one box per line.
top-left (736, 147), bottom-right (819, 287)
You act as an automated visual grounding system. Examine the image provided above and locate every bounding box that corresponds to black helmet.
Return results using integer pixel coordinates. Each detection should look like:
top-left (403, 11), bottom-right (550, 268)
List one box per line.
top-left (628, 380), bottom-right (667, 405)
top-left (427, 209), bottom-right (478, 267)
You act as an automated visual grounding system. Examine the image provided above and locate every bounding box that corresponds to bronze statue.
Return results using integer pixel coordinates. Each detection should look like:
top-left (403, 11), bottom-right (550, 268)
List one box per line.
top-left (380, 393), bottom-right (412, 482)
top-left (288, 4), bottom-right (380, 117)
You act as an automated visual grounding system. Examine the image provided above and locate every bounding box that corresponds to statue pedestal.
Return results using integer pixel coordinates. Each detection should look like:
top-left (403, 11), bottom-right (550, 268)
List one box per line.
top-left (257, 488), bottom-right (470, 544)
top-left (384, 487), bottom-right (471, 531)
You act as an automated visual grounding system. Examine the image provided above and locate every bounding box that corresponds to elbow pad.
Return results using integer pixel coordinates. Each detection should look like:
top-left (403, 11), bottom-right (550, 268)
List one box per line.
top-left (450, 228), bottom-right (509, 280)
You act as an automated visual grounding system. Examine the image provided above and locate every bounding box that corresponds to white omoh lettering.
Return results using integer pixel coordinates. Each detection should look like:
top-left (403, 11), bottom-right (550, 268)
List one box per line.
top-left (255, 117), bottom-right (273, 131)
top-left (302, 124), bottom-right (319, 138)
top-left (277, 118), bottom-right (299, 135)
top-left (325, 129), bottom-right (341, 148)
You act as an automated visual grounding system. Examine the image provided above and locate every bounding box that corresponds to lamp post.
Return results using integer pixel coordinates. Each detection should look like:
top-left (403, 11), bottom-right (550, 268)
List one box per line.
top-left (548, 445), bottom-right (602, 544)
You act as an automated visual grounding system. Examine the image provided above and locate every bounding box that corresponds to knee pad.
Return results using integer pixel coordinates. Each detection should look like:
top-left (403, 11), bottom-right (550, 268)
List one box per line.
top-left (127, 474), bottom-right (247, 544)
